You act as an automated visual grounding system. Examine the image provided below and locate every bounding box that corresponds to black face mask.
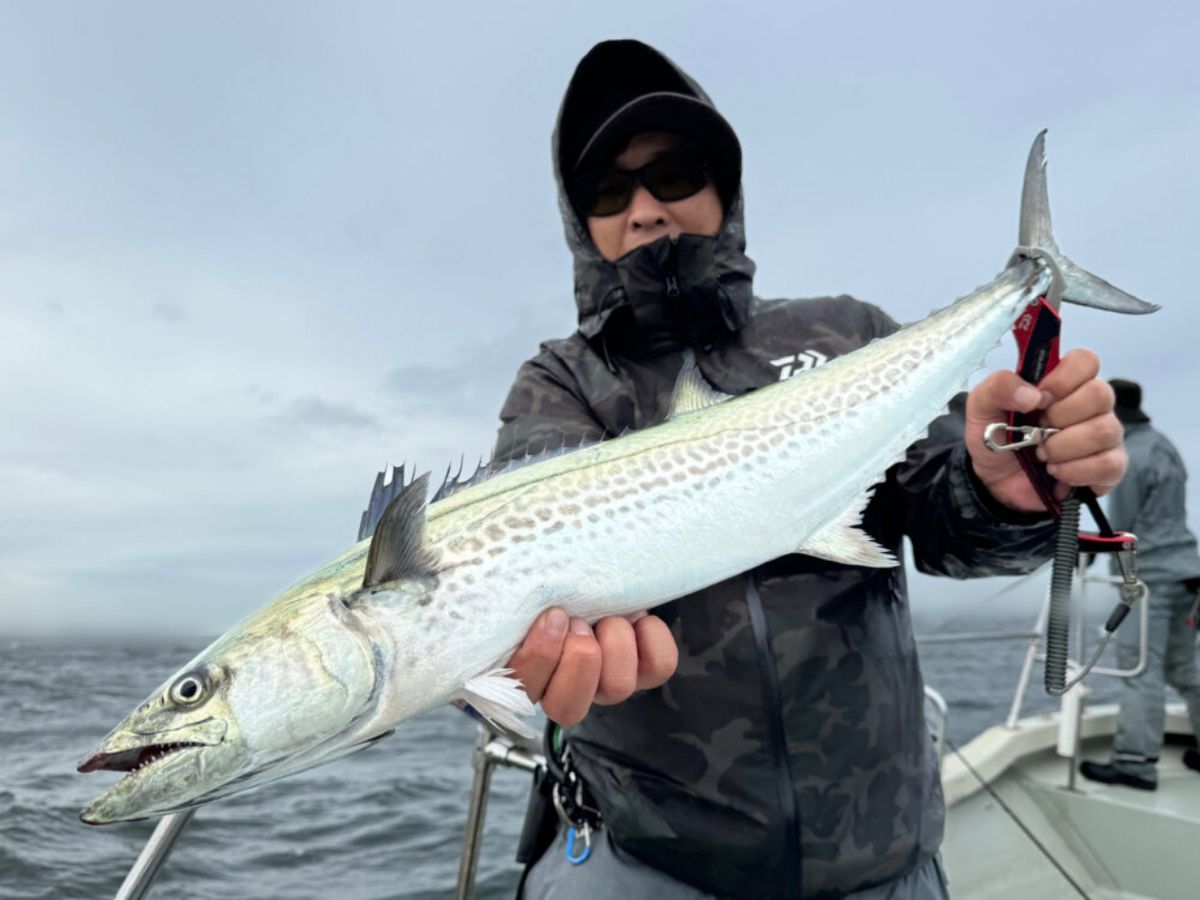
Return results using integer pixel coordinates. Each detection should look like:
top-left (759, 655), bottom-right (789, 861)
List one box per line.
top-left (599, 233), bottom-right (740, 357)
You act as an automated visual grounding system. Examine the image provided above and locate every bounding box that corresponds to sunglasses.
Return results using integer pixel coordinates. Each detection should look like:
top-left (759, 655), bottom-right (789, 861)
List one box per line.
top-left (574, 152), bottom-right (711, 218)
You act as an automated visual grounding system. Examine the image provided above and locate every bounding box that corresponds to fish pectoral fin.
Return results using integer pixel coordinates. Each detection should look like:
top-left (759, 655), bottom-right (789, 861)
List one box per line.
top-left (796, 490), bottom-right (898, 568)
top-left (461, 668), bottom-right (538, 739)
top-left (668, 349), bottom-right (734, 419)
top-left (798, 524), bottom-right (897, 568)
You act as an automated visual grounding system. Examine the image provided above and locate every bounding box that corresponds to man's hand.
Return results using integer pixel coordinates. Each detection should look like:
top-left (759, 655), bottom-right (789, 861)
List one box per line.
top-left (966, 348), bottom-right (1126, 512)
top-left (507, 608), bottom-right (679, 726)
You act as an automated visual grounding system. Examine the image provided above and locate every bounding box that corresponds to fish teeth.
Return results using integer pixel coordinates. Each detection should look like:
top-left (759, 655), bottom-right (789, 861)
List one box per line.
top-left (130, 743), bottom-right (191, 773)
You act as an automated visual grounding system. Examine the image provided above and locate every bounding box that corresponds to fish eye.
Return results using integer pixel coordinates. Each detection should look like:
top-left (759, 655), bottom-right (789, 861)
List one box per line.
top-left (169, 673), bottom-right (207, 707)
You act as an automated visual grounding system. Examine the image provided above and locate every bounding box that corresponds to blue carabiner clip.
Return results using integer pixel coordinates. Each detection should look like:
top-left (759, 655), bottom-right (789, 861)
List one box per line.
top-left (565, 824), bottom-right (592, 865)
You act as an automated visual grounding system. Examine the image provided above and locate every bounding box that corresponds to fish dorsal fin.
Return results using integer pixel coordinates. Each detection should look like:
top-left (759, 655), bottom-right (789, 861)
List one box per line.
top-left (430, 428), bottom-right (607, 503)
top-left (363, 473), bottom-right (437, 588)
top-left (668, 350), bottom-right (733, 419)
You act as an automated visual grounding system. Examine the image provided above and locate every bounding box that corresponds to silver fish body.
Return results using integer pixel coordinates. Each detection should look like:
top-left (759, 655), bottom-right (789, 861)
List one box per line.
top-left (78, 132), bottom-right (1156, 825)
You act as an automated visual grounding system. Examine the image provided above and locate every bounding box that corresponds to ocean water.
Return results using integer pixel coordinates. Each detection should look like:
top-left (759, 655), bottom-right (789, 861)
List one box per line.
top-left (1, 610), bottom-right (1124, 900)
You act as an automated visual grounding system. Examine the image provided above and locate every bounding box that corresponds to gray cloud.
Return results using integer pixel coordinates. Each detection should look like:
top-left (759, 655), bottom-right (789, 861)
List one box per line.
top-left (1, 3), bottom-right (1197, 638)
top-left (383, 357), bottom-right (509, 422)
top-left (272, 396), bottom-right (380, 431)
top-left (243, 382), bottom-right (276, 403)
top-left (151, 301), bottom-right (185, 323)
top-left (381, 296), bottom-right (570, 418)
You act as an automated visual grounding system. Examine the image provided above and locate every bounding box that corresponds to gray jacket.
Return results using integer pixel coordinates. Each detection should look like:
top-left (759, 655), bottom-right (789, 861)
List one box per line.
top-left (1107, 421), bottom-right (1200, 587)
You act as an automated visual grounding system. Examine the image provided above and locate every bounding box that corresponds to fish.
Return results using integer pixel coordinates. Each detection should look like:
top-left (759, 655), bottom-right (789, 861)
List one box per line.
top-left (77, 131), bottom-right (1156, 824)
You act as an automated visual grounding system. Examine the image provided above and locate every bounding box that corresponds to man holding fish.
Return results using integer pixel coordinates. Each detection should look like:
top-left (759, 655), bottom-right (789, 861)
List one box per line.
top-left (502, 39), bottom-right (1128, 900)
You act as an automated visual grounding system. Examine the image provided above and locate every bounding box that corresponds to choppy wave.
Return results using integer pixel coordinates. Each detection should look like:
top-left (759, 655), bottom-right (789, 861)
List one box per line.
top-left (1, 614), bottom-right (1119, 898)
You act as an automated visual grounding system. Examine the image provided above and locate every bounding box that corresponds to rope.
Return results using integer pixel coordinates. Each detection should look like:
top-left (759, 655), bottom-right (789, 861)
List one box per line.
top-left (946, 737), bottom-right (1091, 899)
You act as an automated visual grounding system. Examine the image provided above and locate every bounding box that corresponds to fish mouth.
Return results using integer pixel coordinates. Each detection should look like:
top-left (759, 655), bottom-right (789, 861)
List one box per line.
top-left (78, 736), bottom-right (227, 826)
top-left (78, 714), bottom-right (232, 824)
top-left (77, 740), bottom-right (211, 775)
top-left (77, 716), bottom-right (227, 776)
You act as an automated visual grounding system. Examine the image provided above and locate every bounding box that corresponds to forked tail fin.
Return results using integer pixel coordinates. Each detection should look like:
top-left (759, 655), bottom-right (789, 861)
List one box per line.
top-left (1017, 130), bottom-right (1159, 315)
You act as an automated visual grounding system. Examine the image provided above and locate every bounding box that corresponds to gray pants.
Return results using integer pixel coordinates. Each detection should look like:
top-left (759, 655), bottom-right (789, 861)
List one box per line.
top-left (521, 827), bottom-right (950, 899)
top-left (1111, 580), bottom-right (1200, 782)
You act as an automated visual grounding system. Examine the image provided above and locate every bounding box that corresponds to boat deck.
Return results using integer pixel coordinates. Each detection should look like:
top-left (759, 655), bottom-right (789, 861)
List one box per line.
top-left (941, 705), bottom-right (1198, 900)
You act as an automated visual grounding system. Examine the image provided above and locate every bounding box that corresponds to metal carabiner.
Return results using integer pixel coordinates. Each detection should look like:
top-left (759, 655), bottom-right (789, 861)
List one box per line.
top-left (551, 774), bottom-right (595, 831)
top-left (551, 780), bottom-right (574, 829)
top-left (1112, 539), bottom-right (1148, 608)
top-left (565, 823), bottom-right (592, 865)
top-left (983, 422), bottom-right (1061, 452)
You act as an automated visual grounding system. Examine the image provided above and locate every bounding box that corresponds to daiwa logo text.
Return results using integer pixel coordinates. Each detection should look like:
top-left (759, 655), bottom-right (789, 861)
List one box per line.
top-left (771, 350), bottom-right (828, 380)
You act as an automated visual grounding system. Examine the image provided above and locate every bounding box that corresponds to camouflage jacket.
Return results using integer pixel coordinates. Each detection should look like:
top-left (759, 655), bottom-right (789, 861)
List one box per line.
top-left (494, 293), bottom-right (1060, 899)
top-left (493, 39), bottom-right (1058, 900)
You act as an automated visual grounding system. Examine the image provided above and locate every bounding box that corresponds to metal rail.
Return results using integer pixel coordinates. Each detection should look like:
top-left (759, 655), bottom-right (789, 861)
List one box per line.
top-left (924, 686), bottom-right (949, 769)
top-left (112, 810), bottom-right (194, 900)
top-left (453, 726), bottom-right (545, 900)
top-left (454, 727), bottom-right (497, 899)
top-left (1007, 569), bottom-right (1149, 729)
top-left (917, 630), bottom-right (1040, 645)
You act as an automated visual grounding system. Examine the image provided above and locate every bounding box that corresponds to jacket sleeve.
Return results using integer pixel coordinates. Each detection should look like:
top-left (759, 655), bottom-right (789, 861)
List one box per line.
top-left (894, 398), bottom-right (1058, 578)
top-left (856, 303), bottom-right (1058, 578)
top-left (493, 345), bottom-right (607, 466)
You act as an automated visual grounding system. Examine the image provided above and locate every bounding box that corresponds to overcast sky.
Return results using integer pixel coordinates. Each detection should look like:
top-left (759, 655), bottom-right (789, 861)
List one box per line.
top-left (2, 2), bottom-right (1197, 637)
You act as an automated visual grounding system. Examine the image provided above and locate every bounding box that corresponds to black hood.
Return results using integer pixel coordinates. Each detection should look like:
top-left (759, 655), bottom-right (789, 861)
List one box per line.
top-left (551, 40), bottom-right (756, 355)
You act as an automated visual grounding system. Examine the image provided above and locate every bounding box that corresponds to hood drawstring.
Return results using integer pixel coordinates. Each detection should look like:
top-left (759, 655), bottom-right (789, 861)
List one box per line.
top-left (599, 333), bottom-right (619, 375)
top-left (716, 286), bottom-right (739, 332)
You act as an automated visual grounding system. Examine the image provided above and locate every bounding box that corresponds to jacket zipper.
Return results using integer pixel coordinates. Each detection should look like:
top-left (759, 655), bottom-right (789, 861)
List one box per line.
top-left (745, 575), bottom-right (802, 899)
top-left (665, 240), bottom-right (681, 297)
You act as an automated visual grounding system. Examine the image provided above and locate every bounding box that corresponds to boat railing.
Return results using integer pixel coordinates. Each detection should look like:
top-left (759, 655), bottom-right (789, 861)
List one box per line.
top-left (913, 564), bottom-right (1149, 733)
top-left (454, 725), bottom-right (545, 900)
top-left (1005, 569), bottom-right (1149, 729)
top-left (924, 686), bottom-right (948, 769)
top-left (916, 563), bottom-right (1150, 799)
top-left (112, 810), bottom-right (194, 900)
